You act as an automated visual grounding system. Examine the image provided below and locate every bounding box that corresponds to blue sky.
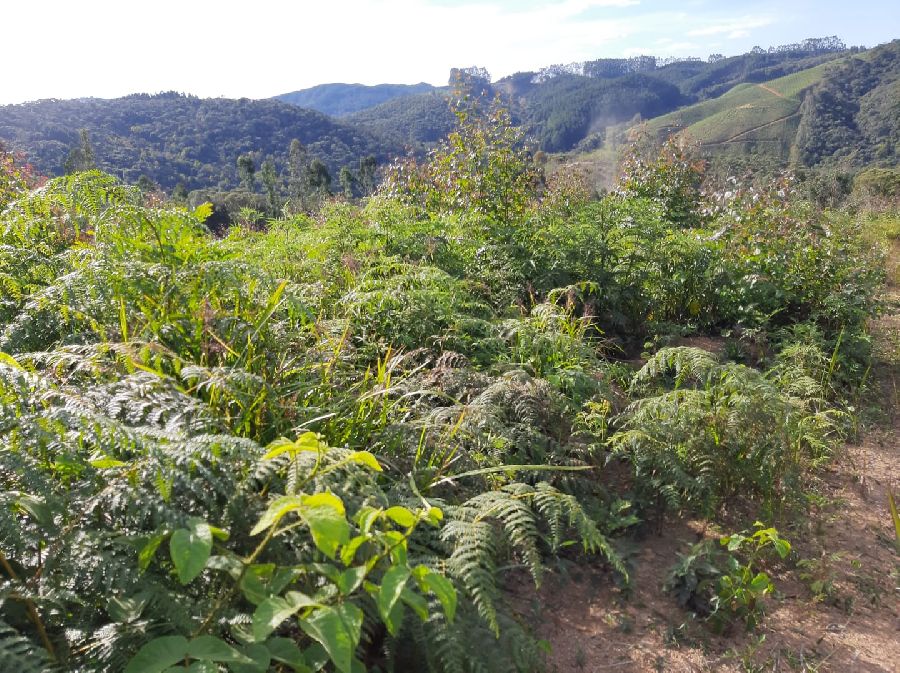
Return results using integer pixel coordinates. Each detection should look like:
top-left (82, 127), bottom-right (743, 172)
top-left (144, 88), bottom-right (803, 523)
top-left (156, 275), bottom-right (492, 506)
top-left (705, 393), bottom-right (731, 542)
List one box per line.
top-left (2, 0), bottom-right (898, 104)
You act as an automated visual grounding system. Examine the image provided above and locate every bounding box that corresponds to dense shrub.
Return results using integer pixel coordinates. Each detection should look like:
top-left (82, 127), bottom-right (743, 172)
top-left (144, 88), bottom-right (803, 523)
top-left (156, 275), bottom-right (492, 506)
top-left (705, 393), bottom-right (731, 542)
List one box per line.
top-left (0, 106), bottom-right (888, 671)
top-left (609, 347), bottom-right (844, 517)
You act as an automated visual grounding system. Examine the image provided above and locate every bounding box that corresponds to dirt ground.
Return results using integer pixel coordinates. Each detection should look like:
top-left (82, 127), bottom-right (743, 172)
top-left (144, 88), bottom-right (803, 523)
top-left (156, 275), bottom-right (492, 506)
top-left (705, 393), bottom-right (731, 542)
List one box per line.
top-left (512, 285), bottom-right (900, 672)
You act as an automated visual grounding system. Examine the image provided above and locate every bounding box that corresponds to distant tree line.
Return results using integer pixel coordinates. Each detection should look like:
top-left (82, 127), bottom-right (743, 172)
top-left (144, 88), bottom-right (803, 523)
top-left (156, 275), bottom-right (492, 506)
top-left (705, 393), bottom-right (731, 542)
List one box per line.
top-left (529, 36), bottom-right (849, 85)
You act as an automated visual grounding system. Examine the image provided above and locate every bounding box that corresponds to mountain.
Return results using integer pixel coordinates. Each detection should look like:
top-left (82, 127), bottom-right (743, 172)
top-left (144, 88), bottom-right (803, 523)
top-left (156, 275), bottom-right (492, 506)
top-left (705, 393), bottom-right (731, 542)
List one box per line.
top-left (275, 82), bottom-right (438, 117)
top-left (345, 38), bottom-right (857, 156)
top-left (0, 93), bottom-right (400, 191)
top-left (794, 40), bottom-right (900, 166)
top-left (635, 39), bottom-right (899, 169)
top-left (1, 37), bottom-right (893, 196)
top-left (640, 62), bottom-right (835, 161)
top-left (340, 72), bottom-right (686, 155)
top-left (510, 73), bottom-right (685, 152)
top-left (345, 91), bottom-right (457, 148)
top-left (646, 43), bottom-right (852, 101)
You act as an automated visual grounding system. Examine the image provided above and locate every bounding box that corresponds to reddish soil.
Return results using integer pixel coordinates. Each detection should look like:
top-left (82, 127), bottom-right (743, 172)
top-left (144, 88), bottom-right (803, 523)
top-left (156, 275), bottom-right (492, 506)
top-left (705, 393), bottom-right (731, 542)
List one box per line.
top-left (512, 288), bottom-right (900, 672)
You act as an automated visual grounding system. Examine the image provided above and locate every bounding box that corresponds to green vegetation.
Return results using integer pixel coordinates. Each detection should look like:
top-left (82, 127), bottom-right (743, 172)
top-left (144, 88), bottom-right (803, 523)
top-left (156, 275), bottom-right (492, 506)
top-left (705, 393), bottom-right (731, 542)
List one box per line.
top-left (641, 63), bottom-right (835, 160)
top-left (275, 83), bottom-right (439, 118)
top-left (0, 82), bottom-right (893, 673)
top-left (0, 93), bottom-right (399, 192)
top-left (2, 38), bottom-right (893, 200)
top-left (515, 74), bottom-right (685, 153)
top-left (635, 40), bottom-right (899, 171)
top-left (345, 92), bottom-right (458, 147)
top-left (349, 37), bottom-right (857, 157)
top-left (795, 39), bottom-right (900, 166)
top-left (666, 524), bottom-right (792, 632)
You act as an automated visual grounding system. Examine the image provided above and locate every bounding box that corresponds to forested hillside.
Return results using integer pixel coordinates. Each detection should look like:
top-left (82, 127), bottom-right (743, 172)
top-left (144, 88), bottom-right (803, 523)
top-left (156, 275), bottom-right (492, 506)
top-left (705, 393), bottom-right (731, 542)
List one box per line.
top-left (640, 62), bottom-right (836, 163)
top-left (0, 93), bottom-right (400, 191)
top-left (275, 83), bottom-right (438, 117)
top-left (512, 73), bottom-right (685, 152)
top-left (633, 39), bottom-right (899, 170)
top-left (795, 39), bottom-right (900, 166)
top-left (647, 40), bottom-right (852, 100)
top-left (345, 38), bottom-right (855, 156)
top-left (344, 91), bottom-right (458, 148)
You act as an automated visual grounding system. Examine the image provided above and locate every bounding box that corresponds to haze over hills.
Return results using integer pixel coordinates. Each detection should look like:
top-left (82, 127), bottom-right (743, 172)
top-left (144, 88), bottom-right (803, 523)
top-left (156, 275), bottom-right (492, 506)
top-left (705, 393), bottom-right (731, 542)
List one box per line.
top-left (0, 36), bottom-right (897, 194)
top-left (274, 82), bottom-right (439, 117)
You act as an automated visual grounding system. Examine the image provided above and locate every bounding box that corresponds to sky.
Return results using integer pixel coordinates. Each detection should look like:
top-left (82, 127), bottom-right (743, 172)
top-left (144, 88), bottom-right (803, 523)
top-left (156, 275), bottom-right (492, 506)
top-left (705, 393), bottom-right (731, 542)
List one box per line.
top-left (2, 0), bottom-right (898, 104)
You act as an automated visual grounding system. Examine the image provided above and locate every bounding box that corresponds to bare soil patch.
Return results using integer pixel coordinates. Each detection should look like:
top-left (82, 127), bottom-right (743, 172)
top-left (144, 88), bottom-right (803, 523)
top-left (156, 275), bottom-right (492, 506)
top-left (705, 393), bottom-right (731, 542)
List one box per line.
top-left (511, 290), bottom-right (900, 673)
top-left (511, 440), bottom-right (898, 672)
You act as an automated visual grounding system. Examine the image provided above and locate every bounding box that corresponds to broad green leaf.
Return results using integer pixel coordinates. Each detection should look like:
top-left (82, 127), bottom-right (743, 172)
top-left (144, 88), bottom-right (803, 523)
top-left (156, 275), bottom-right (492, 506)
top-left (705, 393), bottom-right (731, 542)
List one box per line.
top-left (383, 530), bottom-right (407, 566)
top-left (302, 492), bottom-right (345, 514)
top-left (400, 587), bottom-right (428, 621)
top-left (261, 437), bottom-right (299, 460)
top-left (356, 507), bottom-right (381, 533)
top-left (749, 572), bottom-right (772, 592)
top-left (722, 534), bottom-right (747, 552)
top-left (240, 563), bottom-right (275, 605)
top-left (251, 495), bottom-right (305, 536)
top-left (163, 663), bottom-right (217, 673)
top-left (300, 604), bottom-right (364, 673)
top-left (303, 501), bottom-right (350, 559)
top-left (419, 568), bottom-right (456, 622)
top-left (377, 566), bottom-right (410, 634)
top-left (263, 432), bottom-right (326, 460)
top-left (89, 458), bottom-right (128, 469)
top-left (383, 597), bottom-right (405, 637)
top-left (425, 506), bottom-right (443, 525)
top-left (384, 506), bottom-right (416, 528)
top-left (296, 432), bottom-right (326, 451)
top-left (266, 637), bottom-right (310, 671)
top-left (229, 643), bottom-right (271, 673)
top-left (252, 591), bottom-right (319, 642)
top-left (270, 567), bottom-right (305, 595)
top-left (304, 643), bottom-right (330, 672)
top-left (337, 566), bottom-right (368, 595)
top-left (773, 538), bottom-right (791, 559)
top-left (138, 533), bottom-right (166, 572)
top-left (170, 519), bottom-right (213, 584)
top-left (206, 554), bottom-right (243, 580)
top-left (186, 635), bottom-right (253, 663)
top-left (307, 562), bottom-right (342, 584)
top-left (340, 535), bottom-right (369, 567)
top-left (347, 451), bottom-right (382, 472)
top-left (124, 635), bottom-right (188, 673)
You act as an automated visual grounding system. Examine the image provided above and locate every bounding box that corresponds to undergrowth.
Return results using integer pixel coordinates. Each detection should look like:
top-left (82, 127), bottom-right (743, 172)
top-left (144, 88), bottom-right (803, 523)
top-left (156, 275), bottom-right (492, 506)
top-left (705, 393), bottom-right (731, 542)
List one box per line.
top-left (0, 109), bottom-right (888, 671)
